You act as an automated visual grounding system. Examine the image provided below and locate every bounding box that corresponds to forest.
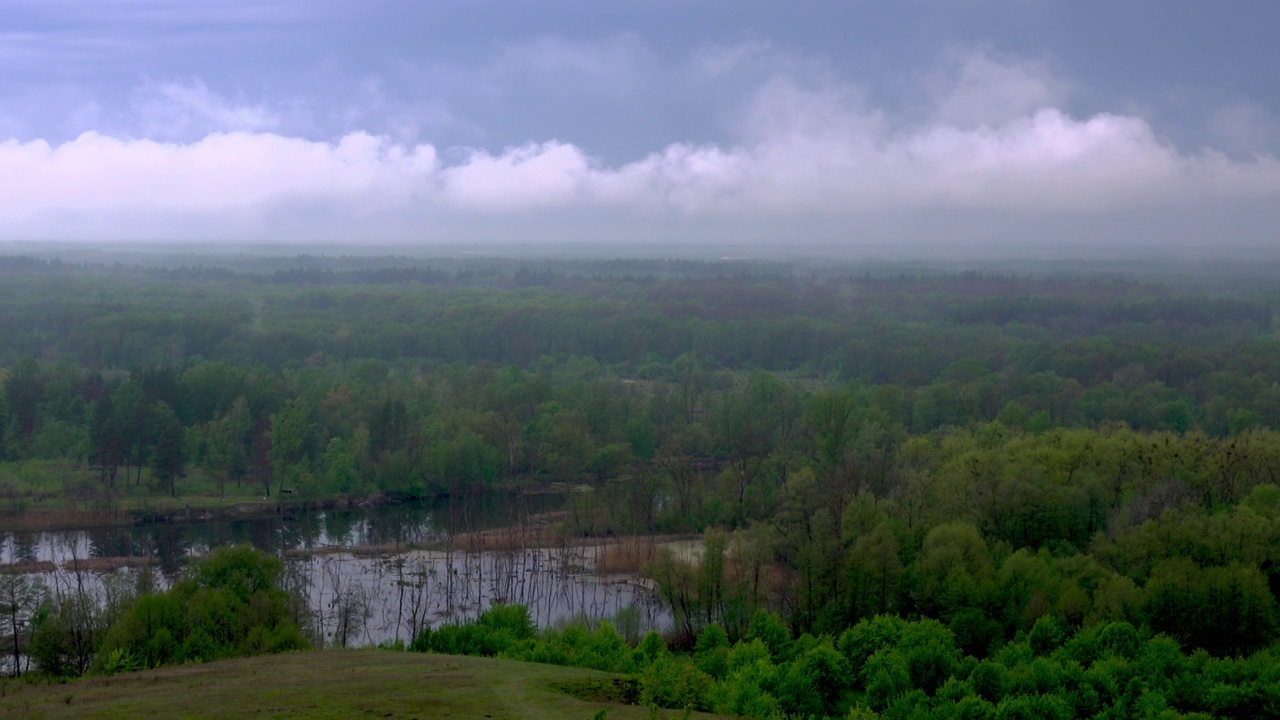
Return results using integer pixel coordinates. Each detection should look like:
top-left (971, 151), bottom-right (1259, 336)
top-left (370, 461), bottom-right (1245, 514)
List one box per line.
top-left (3, 250), bottom-right (1280, 718)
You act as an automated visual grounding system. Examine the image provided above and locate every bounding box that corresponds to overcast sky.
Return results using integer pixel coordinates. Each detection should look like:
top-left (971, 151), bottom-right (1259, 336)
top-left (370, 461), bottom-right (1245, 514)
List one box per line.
top-left (3, 0), bottom-right (1279, 250)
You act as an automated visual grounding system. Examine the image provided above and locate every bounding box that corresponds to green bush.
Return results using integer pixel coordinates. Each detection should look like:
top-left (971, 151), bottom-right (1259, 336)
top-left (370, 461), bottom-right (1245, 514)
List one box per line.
top-left (92, 545), bottom-right (306, 673)
top-left (838, 615), bottom-right (907, 688)
top-left (638, 656), bottom-right (712, 711)
top-left (969, 660), bottom-right (1007, 704)
top-left (745, 610), bottom-right (792, 662)
top-left (693, 624), bottom-right (731, 679)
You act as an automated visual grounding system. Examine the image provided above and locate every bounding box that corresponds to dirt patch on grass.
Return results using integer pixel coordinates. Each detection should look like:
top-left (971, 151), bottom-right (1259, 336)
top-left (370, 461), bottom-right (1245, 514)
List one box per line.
top-left (549, 677), bottom-right (641, 705)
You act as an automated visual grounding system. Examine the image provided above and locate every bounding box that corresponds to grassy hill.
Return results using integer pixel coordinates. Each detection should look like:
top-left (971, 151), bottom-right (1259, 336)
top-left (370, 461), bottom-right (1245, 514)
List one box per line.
top-left (0, 651), bottom-right (733, 720)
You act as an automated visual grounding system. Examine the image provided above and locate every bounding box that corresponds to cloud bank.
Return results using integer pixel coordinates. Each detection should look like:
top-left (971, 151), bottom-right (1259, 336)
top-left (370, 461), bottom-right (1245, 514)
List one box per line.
top-left (2, 51), bottom-right (1279, 244)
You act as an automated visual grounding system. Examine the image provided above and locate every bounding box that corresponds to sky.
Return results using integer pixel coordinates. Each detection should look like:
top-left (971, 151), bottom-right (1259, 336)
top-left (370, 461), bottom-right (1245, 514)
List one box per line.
top-left (2, 0), bottom-right (1279, 251)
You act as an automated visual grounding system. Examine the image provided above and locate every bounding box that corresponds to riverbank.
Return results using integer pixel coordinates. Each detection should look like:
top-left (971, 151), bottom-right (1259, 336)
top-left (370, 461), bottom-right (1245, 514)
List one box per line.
top-left (0, 479), bottom-right (582, 533)
top-left (0, 493), bottom-right (385, 532)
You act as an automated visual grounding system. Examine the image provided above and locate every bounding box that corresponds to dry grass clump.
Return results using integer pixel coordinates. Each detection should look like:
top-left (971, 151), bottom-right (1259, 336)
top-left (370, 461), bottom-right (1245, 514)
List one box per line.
top-left (594, 537), bottom-right (656, 575)
top-left (449, 525), bottom-right (563, 552)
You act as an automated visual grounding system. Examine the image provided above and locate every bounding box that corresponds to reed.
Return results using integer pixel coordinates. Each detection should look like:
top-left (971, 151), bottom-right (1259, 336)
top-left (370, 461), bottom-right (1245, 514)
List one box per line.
top-left (449, 525), bottom-right (562, 552)
top-left (593, 536), bottom-right (656, 575)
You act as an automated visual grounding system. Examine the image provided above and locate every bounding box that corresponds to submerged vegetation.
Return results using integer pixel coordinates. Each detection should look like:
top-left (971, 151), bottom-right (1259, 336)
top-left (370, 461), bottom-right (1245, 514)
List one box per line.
top-left (3, 251), bottom-right (1280, 717)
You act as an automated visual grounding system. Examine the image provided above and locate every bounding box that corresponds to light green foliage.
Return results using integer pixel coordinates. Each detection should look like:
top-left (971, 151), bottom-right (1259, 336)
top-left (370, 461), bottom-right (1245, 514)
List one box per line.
top-left (745, 610), bottom-right (791, 662)
top-left (267, 399), bottom-right (312, 496)
top-left (784, 640), bottom-right (852, 717)
top-left (90, 545), bottom-right (306, 672)
top-left (638, 656), bottom-right (712, 712)
top-left (899, 620), bottom-right (961, 695)
top-left (320, 437), bottom-right (363, 494)
top-left (634, 630), bottom-right (667, 665)
top-left (864, 649), bottom-right (911, 711)
top-left (847, 521), bottom-right (902, 620)
top-left (411, 604), bottom-right (537, 660)
top-left (837, 615), bottom-right (906, 687)
top-left (693, 624), bottom-right (730, 679)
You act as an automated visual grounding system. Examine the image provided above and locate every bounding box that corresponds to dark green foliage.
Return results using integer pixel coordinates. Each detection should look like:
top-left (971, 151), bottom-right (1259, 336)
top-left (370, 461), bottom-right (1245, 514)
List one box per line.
top-left (693, 624), bottom-right (730, 679)
top-left (992, 693), bottom-right (1072, 720)
top-left (1142, 559), bottom-right (1277, 656)
top-left (1027, 616), bottom-right (1065, 656)
top-left (1097, 622), bottom-right (1141, 660)
top-left (970, 660), bottom-right (1007, 703)
top-left (408, 603), bottom-right (1280, 720)
top-left (900, 621), bottom-right (961, 695)
top-left (785, 640), bottom-right (851, 716)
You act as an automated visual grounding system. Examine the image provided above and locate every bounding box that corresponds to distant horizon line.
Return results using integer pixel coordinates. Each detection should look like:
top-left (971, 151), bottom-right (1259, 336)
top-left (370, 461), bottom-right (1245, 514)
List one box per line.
top-left (2, 238), bottom-right (1279, 263)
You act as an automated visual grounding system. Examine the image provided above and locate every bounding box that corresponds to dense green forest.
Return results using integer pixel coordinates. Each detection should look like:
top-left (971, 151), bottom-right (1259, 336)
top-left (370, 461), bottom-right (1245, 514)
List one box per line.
top-left (4, 251), bottom-right (1280, 717)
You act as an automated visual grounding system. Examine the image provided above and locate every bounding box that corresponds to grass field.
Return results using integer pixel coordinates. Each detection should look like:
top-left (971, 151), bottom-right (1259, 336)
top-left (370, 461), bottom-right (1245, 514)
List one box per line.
top-left (0, 651), bottom-right (735, 720)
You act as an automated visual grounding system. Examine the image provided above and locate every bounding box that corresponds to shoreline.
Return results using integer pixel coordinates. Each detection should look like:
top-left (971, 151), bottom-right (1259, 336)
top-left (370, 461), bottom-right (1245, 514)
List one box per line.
top-left (0, 487), bottom-right (480, 533)
top-left (0, 479), bottom-right (583, 533)
top-left (0, 494), bottom-right (386, 533)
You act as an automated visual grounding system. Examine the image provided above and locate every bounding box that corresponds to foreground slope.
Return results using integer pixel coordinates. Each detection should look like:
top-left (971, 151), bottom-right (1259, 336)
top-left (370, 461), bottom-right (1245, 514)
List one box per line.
top-left (0, 651), bottom-right (731, 720)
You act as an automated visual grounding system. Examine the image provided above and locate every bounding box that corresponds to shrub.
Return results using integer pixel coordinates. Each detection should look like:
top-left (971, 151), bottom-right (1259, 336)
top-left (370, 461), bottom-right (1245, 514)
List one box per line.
top-left (93, 546), bottom-right (306, 673)
top-left (639, 656), bottom-right (712, 711)
top-left (745, 610), bottom-right (792, 661)
top-left (694, 624), bottom-right (730, 680)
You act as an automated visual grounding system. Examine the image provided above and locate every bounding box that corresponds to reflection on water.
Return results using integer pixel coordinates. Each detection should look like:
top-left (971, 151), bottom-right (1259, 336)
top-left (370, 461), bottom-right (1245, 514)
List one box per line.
top-left (0, 491), bottom-right (669, 651)
top-left (0, 490), bottom-right (564, 572)
top-left (299, 547), bottom-right (667, 648)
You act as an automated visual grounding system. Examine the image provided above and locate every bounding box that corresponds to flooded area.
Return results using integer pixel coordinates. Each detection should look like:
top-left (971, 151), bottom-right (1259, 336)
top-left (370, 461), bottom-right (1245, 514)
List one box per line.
top-left (297, 545), bottom-right (667, 647)
top-left (1, 491), bottom-right (562, 571)
top-left (0, 491), bottom-right (672, 648)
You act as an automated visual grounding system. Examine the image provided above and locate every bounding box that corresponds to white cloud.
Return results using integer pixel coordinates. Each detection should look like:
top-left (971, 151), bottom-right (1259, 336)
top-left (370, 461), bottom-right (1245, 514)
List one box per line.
top-left (441, 142), bottom-right (596, 209)
top-left (2, 51), bottom-right (1279, 241)
top-left (0, 131), bottom-right (436, 217)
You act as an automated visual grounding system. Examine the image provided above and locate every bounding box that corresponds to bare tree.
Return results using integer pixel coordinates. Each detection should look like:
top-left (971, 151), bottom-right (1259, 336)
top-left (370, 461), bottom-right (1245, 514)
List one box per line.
top-left (0, 572), bottom-right (46, 677)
